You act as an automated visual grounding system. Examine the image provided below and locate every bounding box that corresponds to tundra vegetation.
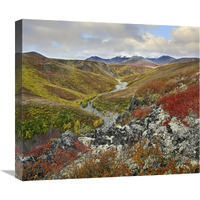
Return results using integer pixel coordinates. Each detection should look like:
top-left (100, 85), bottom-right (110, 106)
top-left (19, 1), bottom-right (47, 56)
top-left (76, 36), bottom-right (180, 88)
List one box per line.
top-left (15, 53), bottom-right (199, 180)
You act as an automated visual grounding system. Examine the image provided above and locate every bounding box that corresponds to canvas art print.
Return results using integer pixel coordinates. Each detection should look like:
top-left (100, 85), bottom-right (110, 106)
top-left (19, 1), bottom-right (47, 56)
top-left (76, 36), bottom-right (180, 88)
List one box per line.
top-left (15, 19), bottom-right (199, 181)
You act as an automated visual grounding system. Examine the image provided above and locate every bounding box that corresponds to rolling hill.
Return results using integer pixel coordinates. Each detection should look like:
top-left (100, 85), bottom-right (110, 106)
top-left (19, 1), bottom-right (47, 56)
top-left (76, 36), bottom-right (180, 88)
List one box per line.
top-left (15, 52), bottom-right (119, 143)
top-left (16, 52), bottom-right (199, 148)
top-left (58, 59), bottom-right (117, 77)
top-left (93, 60), bottom-right (199, 112)
top-left (16, 51), bottom-right (200, 180)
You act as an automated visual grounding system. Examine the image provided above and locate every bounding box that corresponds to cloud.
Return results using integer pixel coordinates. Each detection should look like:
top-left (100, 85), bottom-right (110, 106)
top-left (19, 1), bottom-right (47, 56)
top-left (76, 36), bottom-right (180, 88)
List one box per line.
top-left (171, 26), bottom-right (199, 43)
top-left (102, 37), bottom-right (112, 43)
top-left (22, 20), bottom-right (199, 59)
top-left (166, 26), bottom-right (199, 56)
top-left (123, 27), bottom-right (199, 58)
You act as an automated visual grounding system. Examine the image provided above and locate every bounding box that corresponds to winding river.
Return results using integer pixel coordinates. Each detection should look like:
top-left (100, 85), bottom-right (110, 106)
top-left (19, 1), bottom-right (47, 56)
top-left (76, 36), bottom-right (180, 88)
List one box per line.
top-left (81, 79), bottom-right (128, 132)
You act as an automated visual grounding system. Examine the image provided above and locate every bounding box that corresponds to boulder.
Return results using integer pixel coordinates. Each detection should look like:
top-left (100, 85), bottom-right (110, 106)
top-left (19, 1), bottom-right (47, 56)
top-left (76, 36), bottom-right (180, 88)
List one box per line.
top-left (51, 130), bottom-right (79, 151)
top-left (128, 96), bottom-right (142, 112)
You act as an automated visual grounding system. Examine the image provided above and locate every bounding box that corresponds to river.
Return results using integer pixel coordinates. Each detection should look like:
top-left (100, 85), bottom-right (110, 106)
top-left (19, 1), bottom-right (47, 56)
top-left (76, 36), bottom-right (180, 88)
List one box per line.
top-left (81, 79), bottom-right (128, 132)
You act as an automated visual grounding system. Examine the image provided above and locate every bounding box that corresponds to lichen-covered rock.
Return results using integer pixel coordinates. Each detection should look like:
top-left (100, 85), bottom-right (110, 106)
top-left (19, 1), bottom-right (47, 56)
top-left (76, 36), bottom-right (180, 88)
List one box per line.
top-left (19, 101), bottom-right (199, 177)
top-left (83, 104), bottom-right (199, 164)
top-left (51, 130), bottom-right (79, 151)
top-left (128, 96), bottom-right (143, 112)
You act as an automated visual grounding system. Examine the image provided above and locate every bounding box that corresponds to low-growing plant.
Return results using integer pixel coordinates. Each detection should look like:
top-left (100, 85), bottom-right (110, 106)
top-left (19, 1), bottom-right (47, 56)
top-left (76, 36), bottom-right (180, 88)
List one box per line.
top-left (132, 107), bottom-right (150, 119)
top-left (156, 84), bottom-right (199, 122)
top-left (160, 120), bottom-right (171, 127)
top-left (129, 137), bottom-right (199, 175)
top-left (16, 105), bottom-right (101, 139)
top-left (69, 147), bottom-right (132, 178)
top-left (93, 97), bottom-right (130, 113)
top-left (18, 140), bottom-right (88, 181)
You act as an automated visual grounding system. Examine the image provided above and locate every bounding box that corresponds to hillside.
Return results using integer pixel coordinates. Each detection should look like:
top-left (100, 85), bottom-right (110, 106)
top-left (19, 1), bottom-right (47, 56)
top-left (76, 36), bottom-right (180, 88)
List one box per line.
top-left (16, 53), bottom-right (119, 152)
top-left (16, 52), bottom-right (199, 180)
top-left (59, 59), bottom-right (117, 77)
top-left (16, 59), bottom-right (200, 180)
top-left (109, 64), bottom-right (152, 83)
top-left (23, 51), bottom-right (47, 58)
top-left (93, 61), bottom-right (199, 112)
top-left (20, 53), bottom-right (118, 102)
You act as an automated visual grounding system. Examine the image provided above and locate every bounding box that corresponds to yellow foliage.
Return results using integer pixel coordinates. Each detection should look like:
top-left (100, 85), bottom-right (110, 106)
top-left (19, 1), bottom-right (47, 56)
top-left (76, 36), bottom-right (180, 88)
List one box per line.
top-left (63, 122), bottom-right (72, 130)
top-left (25, 131), bottom-right (31, 139)
top-left (49, 137), bottom-right (57, 144)
top-left (74, 120), bottom-right (80, 132)
top-left (93, 120), bottom-right (99, 128)
top-left (93, 118), bottom-right (103, 128)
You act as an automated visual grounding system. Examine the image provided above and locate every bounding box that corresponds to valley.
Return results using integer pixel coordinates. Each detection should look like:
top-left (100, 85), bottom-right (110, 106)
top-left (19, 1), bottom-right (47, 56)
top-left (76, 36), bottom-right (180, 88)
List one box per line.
top-left (81, 78), bottom-right (128, 132)
top-left (15, 52), bottom-right (199, 180)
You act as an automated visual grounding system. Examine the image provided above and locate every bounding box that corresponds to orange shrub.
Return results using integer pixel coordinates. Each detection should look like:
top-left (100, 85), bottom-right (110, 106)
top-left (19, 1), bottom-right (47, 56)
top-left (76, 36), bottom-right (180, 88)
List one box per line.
top-left (69, 147), bottom-right (132, 178)
top-left (136, 78), bottom-right (172, 96)
top-left (130, 137), bottom-right (199, 175)
top-left (18, 141), bottom-right (89, 181)
top-left (132, 107), bottom-right (150, 118)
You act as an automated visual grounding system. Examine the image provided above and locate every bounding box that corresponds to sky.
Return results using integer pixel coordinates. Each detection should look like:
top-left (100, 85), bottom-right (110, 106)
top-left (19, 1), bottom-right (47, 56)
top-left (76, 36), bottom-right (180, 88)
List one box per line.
top-left (22, 19), bottom-right (199, 59)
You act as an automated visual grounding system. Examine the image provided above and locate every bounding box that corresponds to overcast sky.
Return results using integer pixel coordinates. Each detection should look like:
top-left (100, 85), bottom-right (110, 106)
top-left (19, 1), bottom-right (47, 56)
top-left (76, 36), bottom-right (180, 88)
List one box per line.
top-left (22, 19), bottom-right (199, 59)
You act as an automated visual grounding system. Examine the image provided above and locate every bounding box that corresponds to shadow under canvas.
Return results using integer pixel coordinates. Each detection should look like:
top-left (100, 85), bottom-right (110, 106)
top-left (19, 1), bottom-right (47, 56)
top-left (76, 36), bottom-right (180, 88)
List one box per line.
top-left (2, 170), bottom-right (15, 178)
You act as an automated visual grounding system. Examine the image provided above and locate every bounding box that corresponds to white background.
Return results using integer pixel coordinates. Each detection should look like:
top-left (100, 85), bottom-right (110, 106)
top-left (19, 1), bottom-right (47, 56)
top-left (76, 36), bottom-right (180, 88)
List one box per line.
top-left (0, 0), bottom-right (199, 199)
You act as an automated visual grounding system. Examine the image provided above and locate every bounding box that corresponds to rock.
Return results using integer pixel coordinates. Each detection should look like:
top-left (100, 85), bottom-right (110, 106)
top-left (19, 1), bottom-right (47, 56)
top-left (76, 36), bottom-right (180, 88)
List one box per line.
top-left (116, 145), bottom-right (123, 152)
top-left (116, 111), bottom-right (130, 125)
top-left (131, 124), bottom-right (145, 132)
top-left (128, 97), bottom-right (142, 112)
top-left (19, 98), bottom-right (199, 177)
top-left (169, 117), bottom-right (189, 137)
top-left (78, 137), bottom-right (94, 146)
top-left (16, 155), bottom-right (35, 165)
top-left (51, 130), bottom-right (79, 151)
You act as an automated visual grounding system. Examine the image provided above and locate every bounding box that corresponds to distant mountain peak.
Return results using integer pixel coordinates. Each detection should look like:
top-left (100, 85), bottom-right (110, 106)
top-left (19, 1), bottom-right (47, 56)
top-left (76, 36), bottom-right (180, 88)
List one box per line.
top-left (159, 55), bottom-right (174, 59)
top-left (24, 51), bottom-right (46, 58)
top-left (121, 55), bottom-right (158, 67)
top-left (86, 55), bottom-right (130, 64)
top-left (147, 55), bottom-right (175, 65)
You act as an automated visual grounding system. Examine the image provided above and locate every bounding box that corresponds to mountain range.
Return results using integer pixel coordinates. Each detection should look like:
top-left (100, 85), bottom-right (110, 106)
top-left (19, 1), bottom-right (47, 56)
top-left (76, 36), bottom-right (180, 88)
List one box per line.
top-left (147, 55), bottom-right (176, 65)
top-left (86, 56), bottom-right (129, 64)
top-left (86, 55), bottom-right (199, 66)
top-left (120, 56), bottom-right (158, 67)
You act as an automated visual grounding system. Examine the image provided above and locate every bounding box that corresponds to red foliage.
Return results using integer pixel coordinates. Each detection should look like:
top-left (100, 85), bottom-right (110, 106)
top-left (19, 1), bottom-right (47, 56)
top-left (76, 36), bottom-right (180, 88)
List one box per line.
top-left (136, 78), bottom-right (176, 96)
top-left (156, 84), bottom-right (199, 123)
top-left (131, 137), bottom-right (199, 176)
top-left (182, 121), bottom-right (190, 127)
top-left (24, 144), bottom-right (51, 157)
top-left (132, 107), bottom-right (150, 119)
top-left (70, 147), bottom-right (132, 178)
top-left (20, 140), bottom-right (89, 180)
top-left (160, 120), bottom-right (171, 127)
